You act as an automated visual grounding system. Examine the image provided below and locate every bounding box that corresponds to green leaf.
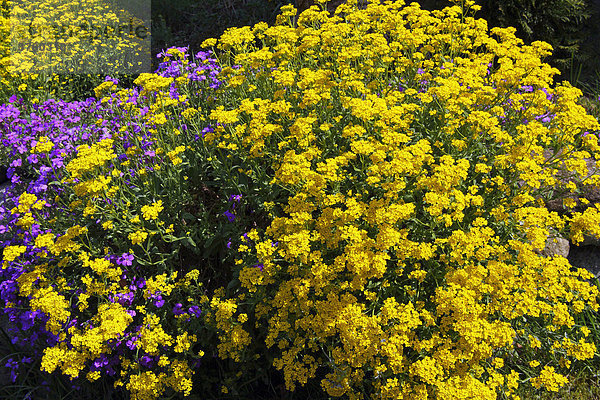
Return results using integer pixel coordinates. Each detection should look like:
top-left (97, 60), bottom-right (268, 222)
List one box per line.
top-left (182, 212), bottom-right (196, 222)
top-left (186, 236), bottom-right (197, 248)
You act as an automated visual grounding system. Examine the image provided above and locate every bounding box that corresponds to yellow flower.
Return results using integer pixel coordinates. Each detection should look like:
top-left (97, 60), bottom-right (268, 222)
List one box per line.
top-left (531, 366), bottom-right (569, 392)
top-left (31, 136), bottom-right (53, 153)
top-left (141, 200), bottom-right (164, 220)
top-left (2, 245), bottom-right (27, 262)
top-left (128, 230), bottom-right (148, 246)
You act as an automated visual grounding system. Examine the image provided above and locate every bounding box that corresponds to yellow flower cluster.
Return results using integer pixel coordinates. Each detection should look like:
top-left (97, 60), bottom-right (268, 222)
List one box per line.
top-left (141, 200), bottom-right (164, 221)
top-left (197, 0), bottom-right (600, 398)
top-left (128, 230), bottom-right (148, 246)
top-left (66, 139), bottom-right (116, 179)
top-left (31, 136), bottom-right (54, 153)
top-left (30, 286), bottom-right (71, 334)
top-left (2, 245), bottom-right (27, 263)
top-left (166, 145), bottom-right (185, 165)
top-left (531, 366), bottom-right (569, 392)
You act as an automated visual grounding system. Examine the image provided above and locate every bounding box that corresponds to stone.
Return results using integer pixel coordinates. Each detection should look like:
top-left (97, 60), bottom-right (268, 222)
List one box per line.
top-left (538, 148), bottom-right (600, 215)
top-left (541, 234), bottom-right (570, 258)
top-left (532, 228), bottom-right (570, 258)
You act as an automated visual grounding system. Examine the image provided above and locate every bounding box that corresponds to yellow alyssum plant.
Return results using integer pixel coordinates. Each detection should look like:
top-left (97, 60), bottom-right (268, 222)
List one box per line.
top-left (196, 0), bottom-right (600, 398)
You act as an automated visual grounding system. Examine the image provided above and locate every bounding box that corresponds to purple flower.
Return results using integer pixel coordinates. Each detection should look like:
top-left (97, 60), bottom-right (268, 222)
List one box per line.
top-left (201, 126), bottom-right (214, 137)
top-left (153, 294), bottom-right (165, 308)
top-left (229, 194), bottom-right (242, 203)
top-left (104, 76), bottom-right (119, 85)
top-left (169, 85), bottom-right (180, 100)
top-left (93, 355), bottom-right (109, 369)
top-left (126, 335), bottom-right (139, 350)
top-left (188, 305), bottom-right (201, 317)
top-left (140, 355), bottom-right (154, 368)
top-left (115, 292), bottom-right (134, 306)
top-left (18, 310), bottom-right (38, 331)
top-left (173, 303), bottom-right (185, 315)
top-left (223, 210), bottom-right (235, 222)
top-left (134, 277), bottom-right (146, 290)
top-left (117, 253), bottom-right (134, 266)
top-left (4, 358), bottom-right (18, 382)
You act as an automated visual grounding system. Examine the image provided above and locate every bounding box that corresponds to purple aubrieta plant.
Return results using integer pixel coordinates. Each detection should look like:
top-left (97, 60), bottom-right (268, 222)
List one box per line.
top-left (0, 46), bottom-right (226, 393)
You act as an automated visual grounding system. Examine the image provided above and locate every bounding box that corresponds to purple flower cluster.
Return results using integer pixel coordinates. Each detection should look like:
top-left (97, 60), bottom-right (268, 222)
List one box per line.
top-left (0, 47), bottom-right (226, 391)
top-left (223, 193), bottom-right (243, 222)
top-left (0, 97), bottom-right (118, 361)
top-left (157, 47), bottom-right (222, 90)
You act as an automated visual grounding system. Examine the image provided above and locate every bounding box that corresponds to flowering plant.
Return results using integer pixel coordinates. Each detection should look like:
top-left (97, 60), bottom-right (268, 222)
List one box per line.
top-left (1, 0), bottom-right (600, 399)
top-left (0, 0), bottom-right (148, 104)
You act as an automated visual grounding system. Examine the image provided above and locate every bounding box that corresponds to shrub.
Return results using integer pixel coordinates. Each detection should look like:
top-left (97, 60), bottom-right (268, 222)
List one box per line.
top-left (1, 0), bottom-right (600, 399)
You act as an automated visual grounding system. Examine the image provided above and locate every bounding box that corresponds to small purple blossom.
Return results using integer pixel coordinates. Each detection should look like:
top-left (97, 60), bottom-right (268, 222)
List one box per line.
top-left (117, 253), bottom-right (134, 266)
top-left (229, 194), bottom-right (242, 203)
top-left (173, 303), bottom-right (185, 316)
top-left (126, 335), bottom-right (139, 350)
top-left (153, 294), bottom-right (165, 308)
top-left (4, 358), bottom-right (18, 382)
top-left (140, 355), bottom-right (155, 368)
top-left (223, 210), bottom-right (235, 222)
top-left (188, 305), bottom-right (202, 318)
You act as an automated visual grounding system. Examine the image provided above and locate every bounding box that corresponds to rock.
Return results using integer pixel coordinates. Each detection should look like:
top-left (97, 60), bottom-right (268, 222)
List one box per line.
top-left (581, 233), bottom-right (600, 247)
top-left (539, 148), bottom-right (600, 215)
top-left (541, 234), bottom-right (570, 258)
top-left (532, 228), bottom-right (570, 258)
top-left (533, 148), bottom-right (600, 278)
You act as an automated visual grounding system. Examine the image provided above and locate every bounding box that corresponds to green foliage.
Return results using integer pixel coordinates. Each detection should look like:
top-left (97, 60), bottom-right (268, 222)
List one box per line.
top-left (479, 0), bottom-right (592, 77)
top-left (151, 0), bottom-right (293, 70)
